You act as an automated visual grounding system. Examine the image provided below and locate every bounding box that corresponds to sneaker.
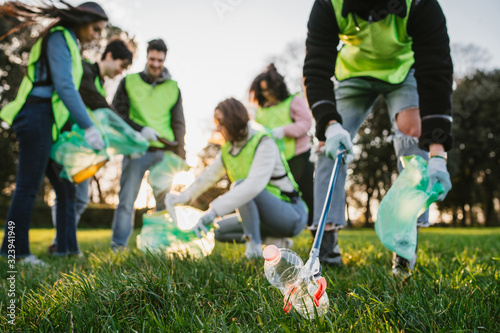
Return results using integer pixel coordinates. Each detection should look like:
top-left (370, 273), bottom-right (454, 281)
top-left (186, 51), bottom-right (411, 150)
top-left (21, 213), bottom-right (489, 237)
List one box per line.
top-left (392, 253), bottom-right (417, 279)
top-left (244, 241), bottom-right (263, 259)
top-left (263, 237), bottom-right (294, 249)
top-left (319, 230), bottom-right (343, 267)
top-left (18, 254), bottom-right (47, 267)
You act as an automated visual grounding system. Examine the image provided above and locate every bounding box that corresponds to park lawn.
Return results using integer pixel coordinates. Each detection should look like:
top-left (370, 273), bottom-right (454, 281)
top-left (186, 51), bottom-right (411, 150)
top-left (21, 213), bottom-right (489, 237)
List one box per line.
top-left (0, 227), bottom-right (499, 332)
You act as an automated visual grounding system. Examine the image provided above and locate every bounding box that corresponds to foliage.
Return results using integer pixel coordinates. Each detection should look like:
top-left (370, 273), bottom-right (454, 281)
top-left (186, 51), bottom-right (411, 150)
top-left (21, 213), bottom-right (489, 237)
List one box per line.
top-left (0, 227), bottom-right (498, 331)
top-left (348, 99), bottom-right (398, 226)
top-left (438, 70), bottom-right (500, 226)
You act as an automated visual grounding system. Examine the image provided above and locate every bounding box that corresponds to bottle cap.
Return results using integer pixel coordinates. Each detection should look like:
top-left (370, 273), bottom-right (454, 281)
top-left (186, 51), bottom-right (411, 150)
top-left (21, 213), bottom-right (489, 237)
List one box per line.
top-left (263, 245), bottom-right (279, 261)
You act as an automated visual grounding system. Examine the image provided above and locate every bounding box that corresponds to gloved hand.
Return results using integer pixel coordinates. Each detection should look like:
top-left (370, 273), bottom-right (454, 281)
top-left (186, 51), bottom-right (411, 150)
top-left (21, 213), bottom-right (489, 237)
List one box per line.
top-left (428, 157), bottom-right (452, 201)
top-left (324, 122), bottom-right (354, 163)
top-left (141, 126), bottom-right (159, 141)
top-left (84, 126), bottom-right (105, 151)
top-left (165, 191), bottom-right (190, 224)
top-left (271, 127), bottom-right (285, 140)
top-left (193, 209), bottom-right (217, 238)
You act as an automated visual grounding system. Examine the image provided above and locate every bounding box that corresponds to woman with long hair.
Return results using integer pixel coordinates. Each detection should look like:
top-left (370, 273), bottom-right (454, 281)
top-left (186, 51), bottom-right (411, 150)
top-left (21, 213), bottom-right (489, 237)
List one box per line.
top-left (167, 98), bottom-right (308, 258)
top-left (0, 1), bottom-right (108, 265)
top-left (249, 64), bottom-right (315, 231)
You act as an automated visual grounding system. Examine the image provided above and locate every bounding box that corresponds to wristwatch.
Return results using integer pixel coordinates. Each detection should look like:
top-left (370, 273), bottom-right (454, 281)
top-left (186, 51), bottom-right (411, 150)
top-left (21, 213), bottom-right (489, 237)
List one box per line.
top-left (429, 151), bottom-right (448, 162)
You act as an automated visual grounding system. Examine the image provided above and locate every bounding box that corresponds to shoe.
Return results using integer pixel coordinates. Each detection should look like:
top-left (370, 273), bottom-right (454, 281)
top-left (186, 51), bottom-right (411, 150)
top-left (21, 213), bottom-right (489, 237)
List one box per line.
top-left (416, 220), bottom-right (430, 228)
top-left (319, 230), bottom-right (343, 267)
top-left (263, 237), bottom-right (293, 249)
top-left (244, 241), bottom-right (263, 259)
top-left (18, 254), bottom-right (47, 267)
top-left (392, 253), bottom-right (417, 279)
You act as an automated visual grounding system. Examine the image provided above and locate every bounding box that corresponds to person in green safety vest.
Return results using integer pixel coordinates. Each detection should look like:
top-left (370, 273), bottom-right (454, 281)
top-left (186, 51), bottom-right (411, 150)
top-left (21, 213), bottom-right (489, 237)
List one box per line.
top-left (304, 0), bottom-right (453, 277)
top-left (111, 38), bottom-right (186, 251)
top-left (249, 64), bottom-right (315, 235)
top-left (49, 39), bottom-right (133, 254)
top-left (166, 98), bottom-right (308, 259)
top-left (0, 1), bottom-right (108, 265)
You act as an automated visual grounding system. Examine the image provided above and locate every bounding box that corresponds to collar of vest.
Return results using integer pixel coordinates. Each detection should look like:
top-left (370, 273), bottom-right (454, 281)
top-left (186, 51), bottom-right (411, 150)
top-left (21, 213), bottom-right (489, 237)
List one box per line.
top-left (341, 0), bottom-right (408, 21)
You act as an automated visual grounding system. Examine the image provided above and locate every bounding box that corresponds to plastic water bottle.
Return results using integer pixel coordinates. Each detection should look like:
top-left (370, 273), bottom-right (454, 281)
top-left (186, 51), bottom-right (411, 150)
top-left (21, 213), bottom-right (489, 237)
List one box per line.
top-left (263, 245), bottom-right (304, 291)
top-left (263, 245), bottom-right (329, 318)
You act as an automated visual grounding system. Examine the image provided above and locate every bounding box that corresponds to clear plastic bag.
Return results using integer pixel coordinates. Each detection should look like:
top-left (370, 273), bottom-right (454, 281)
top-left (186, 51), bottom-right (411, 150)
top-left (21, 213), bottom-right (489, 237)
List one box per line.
top-left (147, 151), bottom-right (188, 197)
top-left (50, 108), bottom-right (150, 183)
top-left (375, 155), bottom-right (444, 260)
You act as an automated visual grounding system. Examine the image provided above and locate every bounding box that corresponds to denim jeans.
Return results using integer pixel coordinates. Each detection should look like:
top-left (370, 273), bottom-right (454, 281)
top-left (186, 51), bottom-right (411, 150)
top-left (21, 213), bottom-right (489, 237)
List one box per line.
top-left (0, 99), bottom-right (53, 258)
top-left (46, 159), bottom-right (79, 255)
top-left (51, 177), bottom-right (90, 247)
top-left (287, 149), bottom-right (314, 226)
top-left (215, 184), bottom-right (308, 244)
top-left (313, 69), bottom-right (429, 227)
top-left (111, 150), bottom-right (166, 248)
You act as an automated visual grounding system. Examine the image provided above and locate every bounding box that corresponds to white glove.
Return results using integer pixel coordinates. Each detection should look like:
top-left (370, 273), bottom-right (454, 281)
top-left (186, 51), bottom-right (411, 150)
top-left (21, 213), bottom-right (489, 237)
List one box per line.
top-left (84, 126), bottom-right (105, 151)
top-left (141, 126), bottom-right (159, 141)
top-left (324, 122), bottom-right (354, 163)
top-left (428, 157), bottom-right (452, 201)
top-left (165, 191), bottom-right (190, 224)
top-left (271, 127), bottom-right (285, 140)
top-left (193, 209), bottom-right (217, 238)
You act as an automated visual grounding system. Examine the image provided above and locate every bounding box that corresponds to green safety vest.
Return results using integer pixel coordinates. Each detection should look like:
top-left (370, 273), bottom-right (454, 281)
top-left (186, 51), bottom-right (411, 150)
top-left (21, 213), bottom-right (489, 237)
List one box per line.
top-left (255, 95), bottom-right (296, 161)
top-left (0, 26), bottom-right (83, 140)
top-left (221, 131), bottom-right (301, 203)
top-left (332, 0), bottom-right (414, 84)
top-left (125, 73), bottom-right (178, 148)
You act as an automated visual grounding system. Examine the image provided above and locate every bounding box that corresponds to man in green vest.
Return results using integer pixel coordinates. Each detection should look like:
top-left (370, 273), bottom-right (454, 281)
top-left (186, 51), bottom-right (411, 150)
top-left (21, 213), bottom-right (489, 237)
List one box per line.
top-left (303, 0), bottom-right (453, 277)
top-left (49, 39), bottom-right (133, 253)
top-left (111, 38), bottom-right (186, 251)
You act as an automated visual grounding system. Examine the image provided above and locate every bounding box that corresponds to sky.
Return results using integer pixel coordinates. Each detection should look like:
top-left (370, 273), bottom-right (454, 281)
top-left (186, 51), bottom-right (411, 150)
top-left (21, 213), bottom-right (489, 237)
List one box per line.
top-left (63, 0), bottom-right (500, 163)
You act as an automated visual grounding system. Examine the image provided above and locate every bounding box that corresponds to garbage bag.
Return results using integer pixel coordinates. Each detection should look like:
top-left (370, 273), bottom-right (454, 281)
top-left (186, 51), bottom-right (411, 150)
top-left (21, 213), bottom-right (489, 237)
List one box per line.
top-left (50, 108), bottom-right (150, 183)
top-left (50, 125), bottom-right (109, 183)
top-left (137, 205), bottom-right (215, 258)
top-left (92, 108), bottom-right (149, 157)
top-left (375, 155), bottom-right (444, 260)
top-left (147, 151), bottom-right (189, 197)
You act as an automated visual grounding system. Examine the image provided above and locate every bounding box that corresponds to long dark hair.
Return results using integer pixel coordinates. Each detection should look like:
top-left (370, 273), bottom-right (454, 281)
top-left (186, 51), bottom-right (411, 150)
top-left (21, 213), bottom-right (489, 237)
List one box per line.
top-left (0, 1), bottom-right (108, 82)
top-left (0, 1), bottom-right (108, 42)
top-left (249, 63), bottom-right (290, 107)
top-left (215, 98), bottom-right (249, 142)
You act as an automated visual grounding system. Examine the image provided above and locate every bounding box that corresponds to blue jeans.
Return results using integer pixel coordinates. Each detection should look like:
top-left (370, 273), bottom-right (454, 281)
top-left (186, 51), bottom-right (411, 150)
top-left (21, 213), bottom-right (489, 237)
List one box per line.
top-left (111, 151), bottom-right (166, 248)
top-left (46, 160), bottom-right (79, 255)
top-left (216, 184), bottom-right (308, 244)
top-left (52, 177), bottom-right (90, 247)
top-left (314, 70), bottom-right (429, 227)
top-left (1, 99), bottom-right (53, 258)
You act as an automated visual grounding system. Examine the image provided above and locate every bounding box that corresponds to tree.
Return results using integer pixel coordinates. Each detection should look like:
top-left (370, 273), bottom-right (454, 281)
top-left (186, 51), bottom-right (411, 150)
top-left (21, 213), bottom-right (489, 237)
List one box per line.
top-left (451, 43), bottom-right (492, 82)
top-left (347, 99), bottom-right (398, 226)
top-left (438, 70), bottom-right (500, 226)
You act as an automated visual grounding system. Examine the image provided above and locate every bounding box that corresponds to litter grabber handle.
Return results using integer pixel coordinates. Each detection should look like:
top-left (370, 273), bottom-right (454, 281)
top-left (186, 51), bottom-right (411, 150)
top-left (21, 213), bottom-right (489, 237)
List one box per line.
top-left (308, 145), bottom-right (346, 270)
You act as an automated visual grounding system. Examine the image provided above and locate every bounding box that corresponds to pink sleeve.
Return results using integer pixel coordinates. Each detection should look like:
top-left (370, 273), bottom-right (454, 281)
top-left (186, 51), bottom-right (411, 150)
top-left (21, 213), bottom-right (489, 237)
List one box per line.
top-left (283, 96), bottom-right (313, 138)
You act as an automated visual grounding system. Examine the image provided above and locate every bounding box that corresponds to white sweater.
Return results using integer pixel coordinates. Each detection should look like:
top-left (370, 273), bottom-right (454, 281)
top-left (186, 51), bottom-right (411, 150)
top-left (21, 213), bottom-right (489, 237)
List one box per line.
top-left (182, 128), bottom-right (296, 216)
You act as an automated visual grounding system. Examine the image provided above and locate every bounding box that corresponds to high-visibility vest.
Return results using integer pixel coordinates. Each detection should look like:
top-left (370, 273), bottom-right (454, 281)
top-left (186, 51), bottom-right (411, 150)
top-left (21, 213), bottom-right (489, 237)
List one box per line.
top-left (332, 0), bottom-right (414, 84)
top-left (0, 26), bottom-right (83, 140)
top-left (125, 73), bottom-right (178, 148)
top-left (220, 131), bottom-right (301, 203)
top-left (255, 94), bottom-right (296, 160)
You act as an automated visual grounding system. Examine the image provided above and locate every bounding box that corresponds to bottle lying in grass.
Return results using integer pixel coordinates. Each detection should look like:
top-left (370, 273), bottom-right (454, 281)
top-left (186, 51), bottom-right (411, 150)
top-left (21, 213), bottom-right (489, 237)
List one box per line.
top-left (263, 245), bottom-right (329, 318)
top-left (137, 205), bottom-right (215, 258)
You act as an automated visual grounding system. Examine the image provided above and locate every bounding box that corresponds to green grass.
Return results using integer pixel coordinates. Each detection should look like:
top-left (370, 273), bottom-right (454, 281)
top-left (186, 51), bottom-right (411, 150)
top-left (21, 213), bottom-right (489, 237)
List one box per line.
top-left (1, 227), bottom-right (499, 332)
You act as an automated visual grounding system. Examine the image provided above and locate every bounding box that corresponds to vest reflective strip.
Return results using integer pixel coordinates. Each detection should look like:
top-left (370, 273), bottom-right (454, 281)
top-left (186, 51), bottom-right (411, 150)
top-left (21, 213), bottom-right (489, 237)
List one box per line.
top-left (255, 95), bottom-right (296, 160)
top-left (220, 131), bottom-right (301, 203)
top-left (0, 26), bottom-right (83, 140)
top-left (125, 73), bottom-right (178, 147)
top-left (332, 0), bottom-right (414, 84)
